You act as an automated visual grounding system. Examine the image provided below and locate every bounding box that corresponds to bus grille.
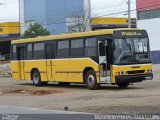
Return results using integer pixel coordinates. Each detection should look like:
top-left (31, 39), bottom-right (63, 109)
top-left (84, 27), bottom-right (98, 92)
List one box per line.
top-left (127, 70), bottom-right (145, 75)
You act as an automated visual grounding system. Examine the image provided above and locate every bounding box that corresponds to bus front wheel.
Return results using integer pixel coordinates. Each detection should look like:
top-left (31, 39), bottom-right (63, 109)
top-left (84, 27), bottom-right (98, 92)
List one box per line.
top-left (32, 70), bottom-right (42, 87)
top-left (85, 70), bottom-right (100, 90)
top-left (117, 83), bottom-right (129, 88)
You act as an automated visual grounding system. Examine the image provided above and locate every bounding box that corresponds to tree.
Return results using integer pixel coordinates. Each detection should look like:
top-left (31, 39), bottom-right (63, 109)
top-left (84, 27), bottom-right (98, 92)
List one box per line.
top-left (21, 23), bottom-right (51, 39)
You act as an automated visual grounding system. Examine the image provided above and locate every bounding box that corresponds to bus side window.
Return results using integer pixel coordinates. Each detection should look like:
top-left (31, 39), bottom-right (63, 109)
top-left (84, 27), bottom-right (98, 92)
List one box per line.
top-left (70, 38), bottom-right (84, 57)
top-left (12, 45), bottom-right (17, 60)
top-left (27, 44), bottom-right (33, 60)
top-left (85, 37), bottom-right (97, 56)
top-left (57, 40), bottom-right (69, 58)
top-left (33, 43), bottom-right (45, 59)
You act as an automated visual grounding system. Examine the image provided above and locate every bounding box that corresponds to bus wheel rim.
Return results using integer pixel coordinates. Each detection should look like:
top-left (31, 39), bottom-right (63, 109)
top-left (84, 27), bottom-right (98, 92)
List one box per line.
top-left (87, 75), bottom-right (95, 86)
top-left (33, 73), bottom-right (39, 84)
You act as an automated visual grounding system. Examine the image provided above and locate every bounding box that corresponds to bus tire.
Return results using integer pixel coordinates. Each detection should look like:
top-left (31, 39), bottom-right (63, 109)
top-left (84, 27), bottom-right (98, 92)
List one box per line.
top-left (117, 83), bottom-right (129, 88)
top-left (32, 70), bottom-right (42, 87)
top-left (59, 82), bottom-right (70, 86)
top-left (85, 70), bottom-right (100, 90)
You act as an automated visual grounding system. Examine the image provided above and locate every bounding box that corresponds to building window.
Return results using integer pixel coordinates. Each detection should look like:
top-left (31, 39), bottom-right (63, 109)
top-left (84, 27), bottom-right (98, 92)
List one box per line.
top-left (57, 40), bottom-right (69, 58)
top-left (70, 39), bottom-right (84, 57)
top-left (33, 43), bottom-right (45, 59)
top-left (85, 37), bottom-right (98, 56)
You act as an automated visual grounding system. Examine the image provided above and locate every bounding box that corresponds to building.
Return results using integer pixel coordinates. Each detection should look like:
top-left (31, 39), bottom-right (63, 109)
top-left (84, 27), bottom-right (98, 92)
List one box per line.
top-left (137, 0), bottom-right (160, 64)
top-left (19, 0), bottom-right (91, 35)
top-left (91, 17), bottom-right (137, 30)
top-left (0, 22), bottom-right (20, 61)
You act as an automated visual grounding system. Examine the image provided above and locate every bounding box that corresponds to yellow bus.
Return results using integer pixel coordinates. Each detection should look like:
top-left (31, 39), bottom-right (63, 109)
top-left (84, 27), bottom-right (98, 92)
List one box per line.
top-left (11, 28), bottom-right (153, 89)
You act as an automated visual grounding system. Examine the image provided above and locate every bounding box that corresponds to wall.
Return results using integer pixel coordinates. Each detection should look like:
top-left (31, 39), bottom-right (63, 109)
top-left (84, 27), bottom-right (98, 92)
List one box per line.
top-left (137, 0), bottom-right (160, 64)
top-left (138, 18), bottom-right (160, 51)
top-left (0, 22), bottom-right (20, 35)
top-left (0, 22), bottom-right (20, 57)
top-left (91, 18), bottom-right (128, 25)
top-left (20, 0), bottom-right (86, 35)
top-left (137, 0), bottom-right (160, 11)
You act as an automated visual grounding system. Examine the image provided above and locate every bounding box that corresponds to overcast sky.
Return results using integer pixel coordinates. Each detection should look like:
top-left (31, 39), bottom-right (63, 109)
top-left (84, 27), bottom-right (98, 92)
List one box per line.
top-left (0, 0), bottom-right (136, 23)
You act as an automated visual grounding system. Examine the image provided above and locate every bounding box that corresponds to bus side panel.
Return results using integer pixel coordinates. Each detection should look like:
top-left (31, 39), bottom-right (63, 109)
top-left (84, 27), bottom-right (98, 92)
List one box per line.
top-left (11, 61), bottom-right (20, 80)
top-left (24, 60), bottom-right (48, 81)
top-left (68, 59), bottom-right (85, 83)
top-left (68, 58), bottom-right (99, 83)
top-left (111, 64), bottom-right (152, 83)
top-left (52, 60), bottom-right (69, 82)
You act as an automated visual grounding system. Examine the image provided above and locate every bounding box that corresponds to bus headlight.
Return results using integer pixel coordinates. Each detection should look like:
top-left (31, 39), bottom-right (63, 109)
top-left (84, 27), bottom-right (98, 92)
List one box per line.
top-left (146, 69), bottom-right (152, 73)
top-left (116, 72), bottom-right (126, 76)
top-left (121, 72), bottom-right (126, 75)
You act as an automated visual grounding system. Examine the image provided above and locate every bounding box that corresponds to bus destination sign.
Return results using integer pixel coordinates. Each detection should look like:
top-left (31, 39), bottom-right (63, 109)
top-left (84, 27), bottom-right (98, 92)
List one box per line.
top-left (121, 32), bottom-right (142, 36)
top-left (114, 30), bottom-right (148, 38)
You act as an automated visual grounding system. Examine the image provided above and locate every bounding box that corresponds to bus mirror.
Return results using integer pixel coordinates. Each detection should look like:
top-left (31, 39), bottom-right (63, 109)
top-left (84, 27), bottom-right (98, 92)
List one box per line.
top-left (104, 40), bottom-right (108, 46)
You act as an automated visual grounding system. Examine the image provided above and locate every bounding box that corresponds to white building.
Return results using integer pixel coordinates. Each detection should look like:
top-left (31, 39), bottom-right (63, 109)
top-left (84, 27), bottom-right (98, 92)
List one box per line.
top-left (137, 0), bottom-right (160, 64)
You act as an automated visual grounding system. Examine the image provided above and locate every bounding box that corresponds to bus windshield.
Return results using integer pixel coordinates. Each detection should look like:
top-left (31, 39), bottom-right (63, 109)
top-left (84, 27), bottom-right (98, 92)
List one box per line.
top-left (113, 38), bottom-right (150, 64)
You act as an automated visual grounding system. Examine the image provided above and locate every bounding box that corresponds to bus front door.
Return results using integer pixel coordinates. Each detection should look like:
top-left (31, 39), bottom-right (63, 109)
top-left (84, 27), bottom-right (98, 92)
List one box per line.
top-left (98, 41), bottom-right (111, 83)
top-left (17, 47), bottom-right (25, 80)
top-left (46, 44), bottom-right (56, 81)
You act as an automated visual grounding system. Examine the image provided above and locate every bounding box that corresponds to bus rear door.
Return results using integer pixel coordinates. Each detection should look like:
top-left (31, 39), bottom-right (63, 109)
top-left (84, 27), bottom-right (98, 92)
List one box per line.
top-left (17, 46), bottom-right (25, 80)
top-left (46, 44), bottom-right (56, 81)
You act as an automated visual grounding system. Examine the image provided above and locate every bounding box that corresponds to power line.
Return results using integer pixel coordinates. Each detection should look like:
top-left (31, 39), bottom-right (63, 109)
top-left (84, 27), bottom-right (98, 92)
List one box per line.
top-left (0, 0), bottom-right (137, 21)
top-left (1, 1), bottom-right (160, 27)
top-left (0, 0), bottom-right (133, 21)
top-left (94, 2), bottom-right (160, 18)
top-left (94, 2), bottom-right (135, 11)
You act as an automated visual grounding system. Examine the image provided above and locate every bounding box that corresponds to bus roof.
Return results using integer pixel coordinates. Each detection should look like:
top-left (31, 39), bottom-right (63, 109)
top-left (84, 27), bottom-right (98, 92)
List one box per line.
top-left (11, 28), bottom-right (144, 44)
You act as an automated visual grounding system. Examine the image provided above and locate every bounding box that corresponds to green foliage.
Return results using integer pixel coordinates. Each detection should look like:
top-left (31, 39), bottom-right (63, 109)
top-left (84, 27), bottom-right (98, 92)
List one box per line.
top-left (21, 23), bottom-right (51, 39)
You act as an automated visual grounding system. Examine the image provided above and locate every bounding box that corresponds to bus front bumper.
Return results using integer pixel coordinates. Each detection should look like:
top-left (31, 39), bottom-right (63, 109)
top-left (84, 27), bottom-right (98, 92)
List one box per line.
top-left (115, 73), bottom-right (153, 83)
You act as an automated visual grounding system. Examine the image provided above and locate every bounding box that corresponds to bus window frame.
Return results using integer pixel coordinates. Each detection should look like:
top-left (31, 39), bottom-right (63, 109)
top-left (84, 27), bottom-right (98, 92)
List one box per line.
top-left (56, 39), bottom-right (70, 59)
top-left (33, 42), bottom-right (46, 59)
top-left (84, 36), bottom-right (98, 57)
top-left (26, 43), bottom-right (33, 60)
top-left (70, 37), bottom-right (84, 58)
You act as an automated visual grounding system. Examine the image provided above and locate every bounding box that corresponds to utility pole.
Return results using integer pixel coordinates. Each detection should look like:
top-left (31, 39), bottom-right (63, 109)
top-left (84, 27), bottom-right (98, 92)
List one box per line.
top-left (86, 0), bottom-right (91, 31)
top-left (128, 0), bottom-right (131, 28)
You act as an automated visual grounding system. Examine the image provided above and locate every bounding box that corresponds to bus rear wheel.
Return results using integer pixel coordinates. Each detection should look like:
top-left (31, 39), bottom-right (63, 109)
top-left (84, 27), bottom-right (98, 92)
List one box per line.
top-left (117, 83), bottom-right (129, 88)
top-left (85, 70), bottom-right (100, 90)
top-left (32, 70), bottom-right (42, 87)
